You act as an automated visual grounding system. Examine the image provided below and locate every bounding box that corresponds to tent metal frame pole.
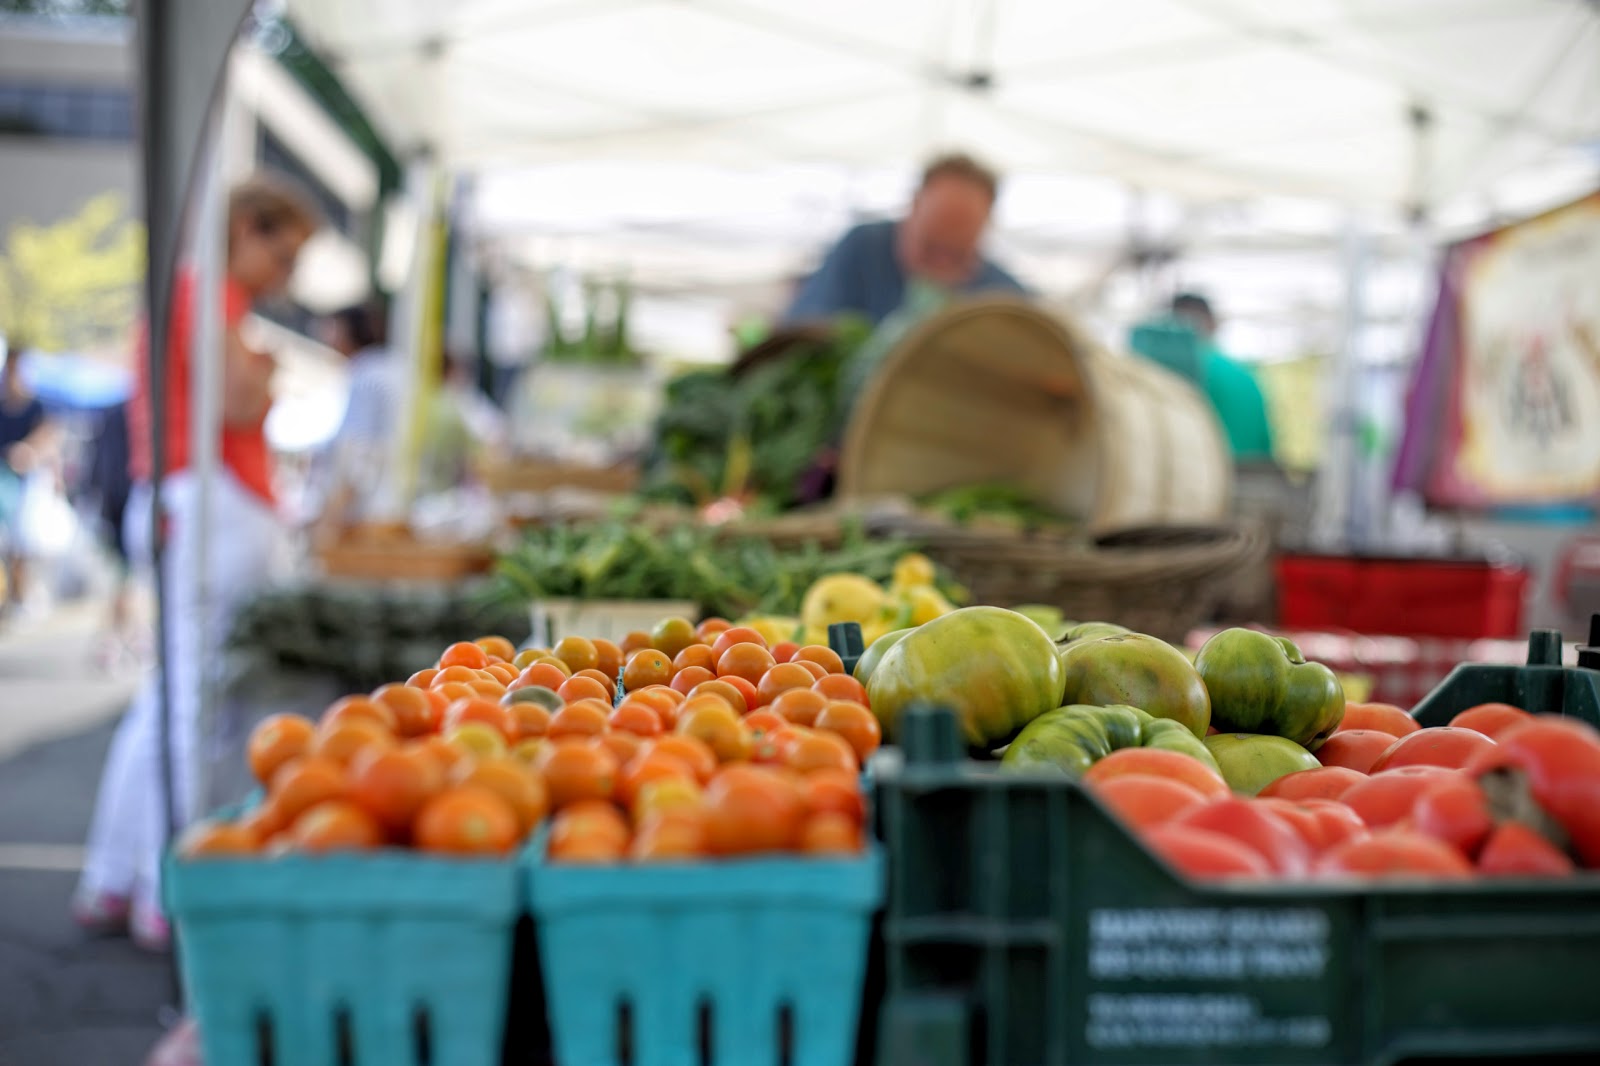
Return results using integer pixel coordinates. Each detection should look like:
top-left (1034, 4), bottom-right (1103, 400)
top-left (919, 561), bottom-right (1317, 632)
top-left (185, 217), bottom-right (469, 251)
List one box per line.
top-left (189, 121), bottom-right (227, 823)
top-left (387, 157), bottom-right (438, 513)
top-left (137, 0), bottom-right (183, 1011)
top-left (134, 7), bottom-right (253, 1014)
top-left (1315, 215), bottom-right (1368, 550)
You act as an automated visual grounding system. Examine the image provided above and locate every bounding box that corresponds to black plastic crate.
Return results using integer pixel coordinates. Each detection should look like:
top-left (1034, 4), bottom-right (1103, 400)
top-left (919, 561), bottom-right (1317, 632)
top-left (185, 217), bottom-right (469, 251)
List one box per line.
top-left (1410, 626), bottom-right (1600, 726)
top-left (874, 653), bottom-right (1600, 1066)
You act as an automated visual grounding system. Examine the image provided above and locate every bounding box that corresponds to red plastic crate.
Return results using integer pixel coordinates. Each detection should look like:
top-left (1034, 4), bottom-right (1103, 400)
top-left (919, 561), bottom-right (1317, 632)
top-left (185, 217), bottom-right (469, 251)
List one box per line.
top-left (1276, 555), bottom-right (1528, 639)
top-left (1275, 555), bottom-right (1361, 629)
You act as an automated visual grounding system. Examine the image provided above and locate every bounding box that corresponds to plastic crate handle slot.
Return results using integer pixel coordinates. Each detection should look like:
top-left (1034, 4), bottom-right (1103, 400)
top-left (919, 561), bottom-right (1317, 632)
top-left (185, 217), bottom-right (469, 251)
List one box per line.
top-left (1580, 613), bottom-right (1600, 672)
top-left (828, 621), bottom-right (865, 676)
top-left (901, 704), bottom-right (965, 765)
top-left (1527, 628), bottom-right (1564, 667)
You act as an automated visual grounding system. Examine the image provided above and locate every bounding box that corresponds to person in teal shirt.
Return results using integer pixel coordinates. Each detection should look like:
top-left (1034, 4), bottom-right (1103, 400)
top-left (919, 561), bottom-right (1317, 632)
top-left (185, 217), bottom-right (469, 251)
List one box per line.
top-left (1132, 293), bottom-right (1276, 463)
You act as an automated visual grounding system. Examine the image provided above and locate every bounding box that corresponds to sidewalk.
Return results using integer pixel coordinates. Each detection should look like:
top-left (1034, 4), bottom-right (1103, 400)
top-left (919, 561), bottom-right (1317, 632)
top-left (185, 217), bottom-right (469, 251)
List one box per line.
top-left (0, 599), bottom-right (139, 759)
top-left (0, 603), bottom-right (172, 1066)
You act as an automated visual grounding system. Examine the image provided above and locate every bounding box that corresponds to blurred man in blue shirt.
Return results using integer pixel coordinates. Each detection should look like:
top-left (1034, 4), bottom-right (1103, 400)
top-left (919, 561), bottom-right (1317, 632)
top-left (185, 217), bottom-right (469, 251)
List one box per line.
top-left (785, 152), bottom-right (1028, 326)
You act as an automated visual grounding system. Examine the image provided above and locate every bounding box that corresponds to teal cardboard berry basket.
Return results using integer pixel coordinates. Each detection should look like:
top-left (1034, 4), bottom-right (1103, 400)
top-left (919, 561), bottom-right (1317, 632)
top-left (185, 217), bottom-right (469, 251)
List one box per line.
top-left (164, 847), bottom-right (523, 1066)
top-left (527, 840), bottom-right (883, 1066)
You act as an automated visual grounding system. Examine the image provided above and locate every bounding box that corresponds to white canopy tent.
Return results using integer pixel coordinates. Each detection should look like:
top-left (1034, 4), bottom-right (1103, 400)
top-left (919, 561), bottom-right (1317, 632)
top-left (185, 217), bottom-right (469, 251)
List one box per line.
top-left (284, 0), bottom-right (1600, 361)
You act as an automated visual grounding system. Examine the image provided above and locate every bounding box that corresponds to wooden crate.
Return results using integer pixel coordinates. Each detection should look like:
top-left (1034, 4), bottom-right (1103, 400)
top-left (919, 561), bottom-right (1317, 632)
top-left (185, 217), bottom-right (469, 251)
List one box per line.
top-left (481, 457), bottom-right (639, 495)
top-left (316, 539), bottom-right (496, 582)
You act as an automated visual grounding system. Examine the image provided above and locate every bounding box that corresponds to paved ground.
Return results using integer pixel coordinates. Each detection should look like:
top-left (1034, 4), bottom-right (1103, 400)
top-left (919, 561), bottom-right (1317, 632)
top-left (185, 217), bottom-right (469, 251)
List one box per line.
top-left (0, 602), bottom-right (174, 1066)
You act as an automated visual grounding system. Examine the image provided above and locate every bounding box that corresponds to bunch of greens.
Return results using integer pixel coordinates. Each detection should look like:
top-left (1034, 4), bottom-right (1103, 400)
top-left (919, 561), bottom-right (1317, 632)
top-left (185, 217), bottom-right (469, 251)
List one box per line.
top-left (640, 318), bottom-right (872, 510)
top-left (543, 279), bottom-right (643, 367)
top-left (922, 484), bottom-right (1085, 536)
top-left (487, 516), bottom-right (915, 620)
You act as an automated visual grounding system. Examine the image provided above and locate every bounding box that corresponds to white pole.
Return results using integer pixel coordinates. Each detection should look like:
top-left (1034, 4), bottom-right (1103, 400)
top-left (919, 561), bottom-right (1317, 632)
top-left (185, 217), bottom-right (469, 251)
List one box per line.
top-left (380, 157), bottom-right (438, 515)
top-left (1315, 214), bottom-right (1368, 550)
top-left (189, 137), bottom-right (225, 820)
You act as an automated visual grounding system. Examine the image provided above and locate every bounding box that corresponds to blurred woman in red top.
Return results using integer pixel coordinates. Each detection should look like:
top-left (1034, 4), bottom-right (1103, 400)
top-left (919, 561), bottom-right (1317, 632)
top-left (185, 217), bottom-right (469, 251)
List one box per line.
top-left (77, 175), bottom-right (319, 950)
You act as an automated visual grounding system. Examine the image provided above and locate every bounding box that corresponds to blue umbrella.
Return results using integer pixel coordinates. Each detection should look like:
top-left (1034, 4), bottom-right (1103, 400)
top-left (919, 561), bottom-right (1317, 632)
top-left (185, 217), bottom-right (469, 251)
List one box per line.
top-left (18, 352), bottom-right (134, 410)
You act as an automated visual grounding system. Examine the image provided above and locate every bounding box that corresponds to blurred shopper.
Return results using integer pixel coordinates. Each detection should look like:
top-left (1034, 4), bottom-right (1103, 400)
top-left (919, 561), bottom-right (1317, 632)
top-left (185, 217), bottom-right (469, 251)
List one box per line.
top-left (84, 399), bottom-right (137, 669)
top-left (0, 342), bottom-right (58, 615)
top-left (322, 301), bottom-right (398, 452)
top-left (484, 279), bottom-right (540, 409)
top-left (1134, 293), bottom-right (1275, 464)
top-left (313, 301), bottom-right (398, 522)
top-left (784, 152), bottom-right (1028, 326)
top-left (76, 175), bottom-right (318, 951)
top-left (144, 1018), bottom-right (201, 1066)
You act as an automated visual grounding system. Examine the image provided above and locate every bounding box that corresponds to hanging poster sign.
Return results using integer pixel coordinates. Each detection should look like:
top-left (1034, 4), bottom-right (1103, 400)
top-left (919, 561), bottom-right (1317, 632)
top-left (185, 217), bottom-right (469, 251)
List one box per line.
top-left (1395, 191), bottom-right (1600, 509)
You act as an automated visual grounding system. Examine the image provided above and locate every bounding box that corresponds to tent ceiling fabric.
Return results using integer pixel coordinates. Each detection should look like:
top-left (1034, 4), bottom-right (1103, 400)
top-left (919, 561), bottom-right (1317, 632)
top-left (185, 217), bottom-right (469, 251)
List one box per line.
top-left (290, 0), bottom-right (1597, 201)
top-left (286, 0), bottom-right (1599, 329)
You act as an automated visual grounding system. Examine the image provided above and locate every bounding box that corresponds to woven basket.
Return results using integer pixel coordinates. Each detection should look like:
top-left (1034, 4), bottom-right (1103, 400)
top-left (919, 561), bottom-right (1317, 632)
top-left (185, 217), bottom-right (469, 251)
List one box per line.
top-left (870, 519), bottom-right (1266, 643)
top-left (835, 296), bottom-right (1231, 532)
top-left (315, 539), bottom-right (496, 582)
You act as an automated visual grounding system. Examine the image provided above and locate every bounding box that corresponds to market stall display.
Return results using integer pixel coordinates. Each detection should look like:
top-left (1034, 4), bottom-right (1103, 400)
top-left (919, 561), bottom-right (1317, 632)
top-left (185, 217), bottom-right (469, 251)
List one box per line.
top-left (488, 518), bottom-right (957, 644)
top-left (170, 616), bottom-right (884, 1066)
top-left (122, 5), bottom-right (1600, 1065)
top-left (634, 300), bottom-right (1263, 639)
top-left (173, 577), bottom-right (1600, 1065)
top-left (875, 622), bottom-right (1600, 1066)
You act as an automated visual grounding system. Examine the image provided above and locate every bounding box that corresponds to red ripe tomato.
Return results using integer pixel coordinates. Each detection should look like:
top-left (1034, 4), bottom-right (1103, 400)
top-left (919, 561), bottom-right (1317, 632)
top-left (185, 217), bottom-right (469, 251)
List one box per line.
top-left (1143, 824), bottom-right (1273, 881)
top-left (1088, 774), bottom-right (1208, 831)
top-left (1448, 703), bottom-right (1531, 740)
top-left (1337, 703), bottom-right (1420, 738)
top-left (1254, 798), bottom-right (1328, 852)
top-left (1467, 720), bottom-right (1600, 866)
top-left (1297, 799), bottom-right (1369, 850)
top-left (1313, 830), bottom-right (1474, 880)
top-left (1476, 820), bottom-right (1576, 877)
top-left (1369, 726), bottom-right (1496, 773)
top-left (1171, 798), bottom-right (1312, 877)
top-left (1339, 766), bottom-right (1459, 829)
top-left (1315, 730), bottom-right (1398, 774)
top-left (1080, 748), bottom-right (1230, 799)
top-left (1411, 776), bottom-right (1494, 859)
top-left (1259, 766), bottom-right (1366, 802)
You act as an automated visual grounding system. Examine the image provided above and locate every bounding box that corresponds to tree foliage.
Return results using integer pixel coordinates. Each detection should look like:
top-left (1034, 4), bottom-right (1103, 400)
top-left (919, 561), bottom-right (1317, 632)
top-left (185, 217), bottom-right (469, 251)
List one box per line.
top-left (0, 192), bottom-right (145, 352)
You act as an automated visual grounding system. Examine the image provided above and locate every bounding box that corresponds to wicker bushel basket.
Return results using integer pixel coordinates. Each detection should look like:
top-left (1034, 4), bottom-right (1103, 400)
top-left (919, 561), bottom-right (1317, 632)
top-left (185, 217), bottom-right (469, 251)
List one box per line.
top-left (832, 297), bottom-right (1267, 641)
top-left (836, 296), bottom-right (1232, 531)
top-left (894, 521), bottom-right (1267, 643)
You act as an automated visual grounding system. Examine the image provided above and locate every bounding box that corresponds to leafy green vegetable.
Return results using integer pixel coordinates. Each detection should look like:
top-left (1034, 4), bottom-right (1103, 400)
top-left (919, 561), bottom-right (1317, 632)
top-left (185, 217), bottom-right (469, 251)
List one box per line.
top-left (544, 279), bottom-right (644, 367)
top-left (922, 484), bottom-right (1084, 534)
top-left (640, 318), bottom-right (872, 509)
top-left (486, 516), bottom-right (929, 619)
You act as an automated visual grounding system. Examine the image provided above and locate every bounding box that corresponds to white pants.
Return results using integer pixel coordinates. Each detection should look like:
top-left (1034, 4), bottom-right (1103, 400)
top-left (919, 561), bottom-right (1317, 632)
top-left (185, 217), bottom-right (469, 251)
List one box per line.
top-left (78, 469), bottom-right (285, 917)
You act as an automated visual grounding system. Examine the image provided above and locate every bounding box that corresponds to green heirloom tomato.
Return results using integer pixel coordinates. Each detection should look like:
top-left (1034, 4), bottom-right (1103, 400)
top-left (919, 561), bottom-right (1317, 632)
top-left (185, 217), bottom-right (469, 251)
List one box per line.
top-left (868, 606), bottom-right (1064, 748)
top-left (1001, 704), bottom-right (1221, 778)
top-left (852, 627), bottom-right (916, 685)
top-left (1058, 621), bottom-right (1131, 645)
top-left (1203, 733), bottom-right (1322, 795)
top-left (1194, 628), bottom-right (1345, 749)
top-left (1057, 633), bottom-right (1211, 737)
